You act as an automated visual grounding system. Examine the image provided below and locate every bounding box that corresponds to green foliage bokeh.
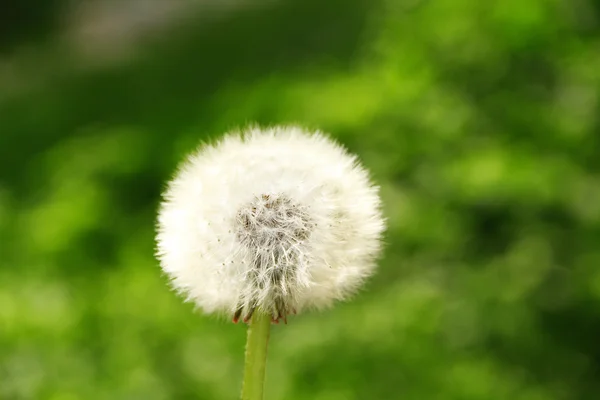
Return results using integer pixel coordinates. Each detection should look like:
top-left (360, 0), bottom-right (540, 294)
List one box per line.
top-left (1, 0), bottom-right (600, 399)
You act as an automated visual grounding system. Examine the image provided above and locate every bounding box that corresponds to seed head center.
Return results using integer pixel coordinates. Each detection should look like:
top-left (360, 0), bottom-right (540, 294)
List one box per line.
top-left (233, 194), bottom-right (313, 323)
top-left (236, 194), bottom-right (312, 249)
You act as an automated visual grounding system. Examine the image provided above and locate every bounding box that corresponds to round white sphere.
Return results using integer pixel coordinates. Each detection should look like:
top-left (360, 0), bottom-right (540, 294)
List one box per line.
top-left (156, 125), bottom-right (385, 322)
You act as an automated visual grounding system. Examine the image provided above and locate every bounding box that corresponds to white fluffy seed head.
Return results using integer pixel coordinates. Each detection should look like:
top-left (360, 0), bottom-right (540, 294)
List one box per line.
top-left (156, 125), bottom-right (385, 321)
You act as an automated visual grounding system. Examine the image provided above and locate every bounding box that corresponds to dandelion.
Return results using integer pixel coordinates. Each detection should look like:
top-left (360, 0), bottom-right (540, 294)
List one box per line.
top-left (155, 125), bottom-right (385, 400)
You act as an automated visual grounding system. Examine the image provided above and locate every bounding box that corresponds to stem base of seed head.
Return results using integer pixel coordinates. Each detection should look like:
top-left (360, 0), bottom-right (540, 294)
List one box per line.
top-left (233, 306), bottom-right (295, 324)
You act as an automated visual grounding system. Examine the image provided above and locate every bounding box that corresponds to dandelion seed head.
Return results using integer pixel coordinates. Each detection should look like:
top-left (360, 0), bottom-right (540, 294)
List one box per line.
top-left (156, 125), bottom-right (385, 321)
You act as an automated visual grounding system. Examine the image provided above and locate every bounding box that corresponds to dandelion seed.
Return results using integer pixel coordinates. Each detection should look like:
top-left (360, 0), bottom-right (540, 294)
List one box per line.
top-left (156, 125), bottom-right (385, 323)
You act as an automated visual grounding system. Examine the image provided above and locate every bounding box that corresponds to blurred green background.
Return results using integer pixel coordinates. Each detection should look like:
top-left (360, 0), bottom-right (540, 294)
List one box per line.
top-left (1, 0), bottom-right (600, 399)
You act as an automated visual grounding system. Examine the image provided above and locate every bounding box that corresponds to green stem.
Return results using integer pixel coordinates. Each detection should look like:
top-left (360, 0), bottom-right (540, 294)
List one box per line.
top-left (241, 311), bottom-right (271, 400)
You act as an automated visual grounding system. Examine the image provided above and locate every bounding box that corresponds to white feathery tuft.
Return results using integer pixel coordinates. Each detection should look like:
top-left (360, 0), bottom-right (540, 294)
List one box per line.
top-left (156, 125), bottom-right (385, 323)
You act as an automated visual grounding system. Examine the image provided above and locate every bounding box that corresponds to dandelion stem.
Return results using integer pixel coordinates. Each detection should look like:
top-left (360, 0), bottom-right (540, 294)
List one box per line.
top-left (241, 311), bottom-right (271, 400)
